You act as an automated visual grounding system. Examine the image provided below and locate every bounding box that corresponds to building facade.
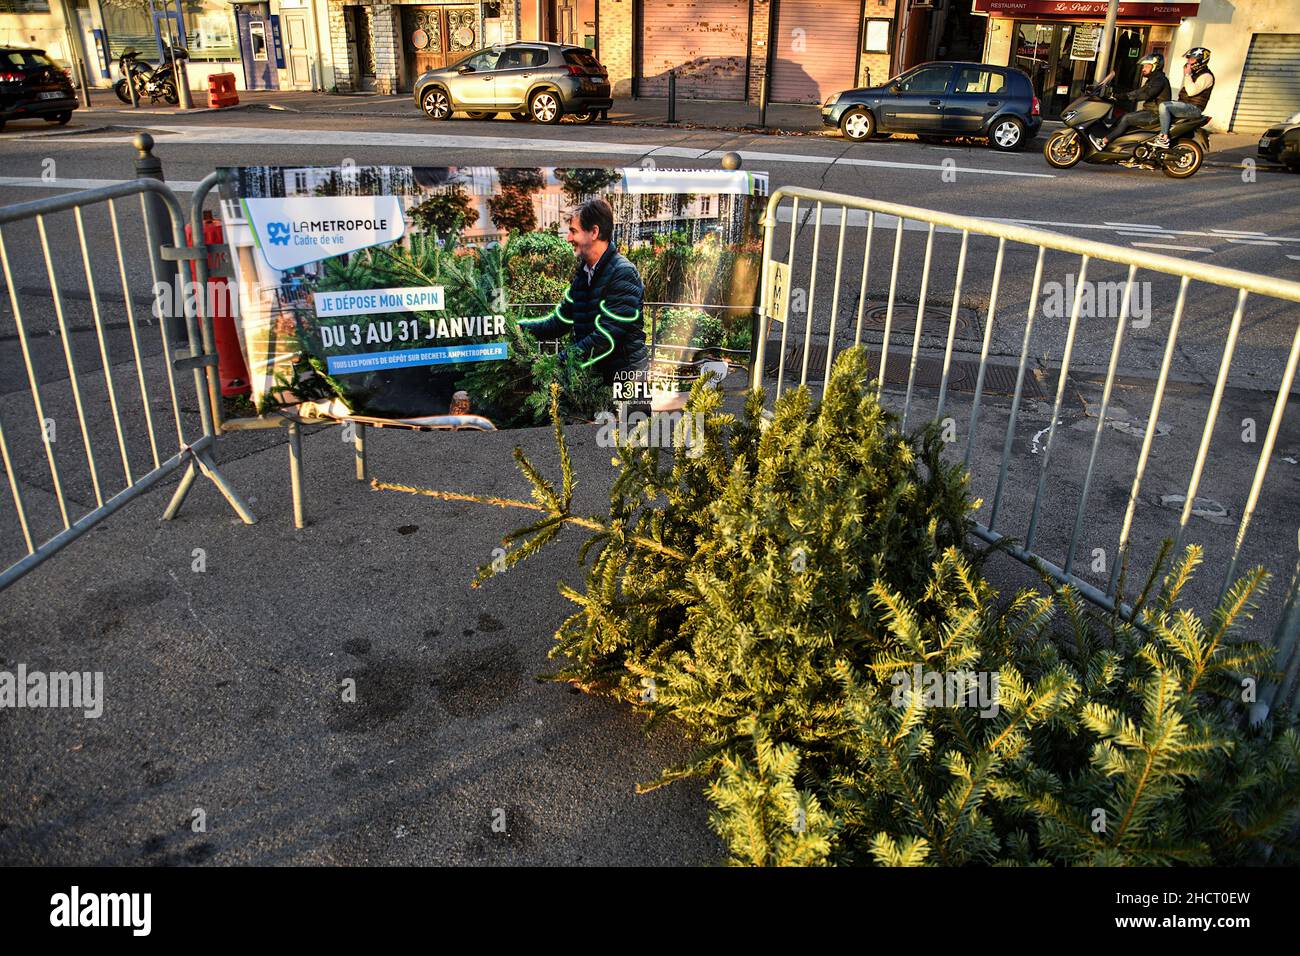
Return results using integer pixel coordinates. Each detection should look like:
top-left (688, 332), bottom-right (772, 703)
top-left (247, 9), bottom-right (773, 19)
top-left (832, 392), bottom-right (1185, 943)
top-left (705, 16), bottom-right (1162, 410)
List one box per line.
top-left (975, 0), bottom-right (1300, 130)
top-left (595, 0), bottom-right (900, 106)
top-left (2, 0), bottom-right (329, 93)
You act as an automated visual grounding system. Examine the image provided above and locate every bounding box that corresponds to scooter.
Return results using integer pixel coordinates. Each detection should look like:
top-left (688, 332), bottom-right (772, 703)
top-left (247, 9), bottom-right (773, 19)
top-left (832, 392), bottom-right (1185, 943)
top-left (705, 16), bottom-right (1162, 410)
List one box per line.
top-left (113, 47), bottom-right (187, 106)
top-left (1043, 71), bottom-right (1210, 179)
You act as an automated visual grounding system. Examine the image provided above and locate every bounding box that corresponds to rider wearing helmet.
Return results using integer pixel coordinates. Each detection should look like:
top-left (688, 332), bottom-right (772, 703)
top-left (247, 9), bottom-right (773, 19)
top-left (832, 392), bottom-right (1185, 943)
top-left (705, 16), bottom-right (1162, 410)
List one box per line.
top-left (1153, 47), bottom-right (1213, 148)
top-left (1096, 52), bottom-right (1170, 149)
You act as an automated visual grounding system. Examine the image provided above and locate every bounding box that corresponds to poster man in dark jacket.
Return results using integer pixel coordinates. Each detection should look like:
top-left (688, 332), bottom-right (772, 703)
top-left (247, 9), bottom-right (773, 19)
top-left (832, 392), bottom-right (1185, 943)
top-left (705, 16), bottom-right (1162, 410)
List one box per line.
top-left (520, 198), bottom-right (648, 387)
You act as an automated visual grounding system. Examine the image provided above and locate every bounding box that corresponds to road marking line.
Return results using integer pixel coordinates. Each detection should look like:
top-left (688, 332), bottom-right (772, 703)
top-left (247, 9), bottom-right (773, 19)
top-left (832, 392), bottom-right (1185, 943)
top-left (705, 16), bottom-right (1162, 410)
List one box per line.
top-left (1130, 242), bottom-right (1213, 253)
top-left (0, 175), bottom-right (200, 192)
top-left (5, 122), bottom-right (1058, 179)
top-left (1287, 254), bottom-right (1300, 261)
top-left (1104, 221), bottom-right (1163, 229)
top-left (1226, 238), bottom-right (1282, 246)
top-left (1115, 231), bottom-right (1177, 238)
top-left (1211, 228), bottom-right (1268, 236)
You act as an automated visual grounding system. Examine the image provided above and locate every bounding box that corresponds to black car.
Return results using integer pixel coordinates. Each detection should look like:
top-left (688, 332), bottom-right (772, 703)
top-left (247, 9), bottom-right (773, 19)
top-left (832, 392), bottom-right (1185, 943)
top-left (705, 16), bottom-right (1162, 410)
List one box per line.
top-left (0, 47), bottom-right (77, 132)
top-left (1257, 111), bottom-right (1300, 172)
top-left (414, 42), bottom-right (612, 125)
top-left (822, 61), bottom-right (1041, 151)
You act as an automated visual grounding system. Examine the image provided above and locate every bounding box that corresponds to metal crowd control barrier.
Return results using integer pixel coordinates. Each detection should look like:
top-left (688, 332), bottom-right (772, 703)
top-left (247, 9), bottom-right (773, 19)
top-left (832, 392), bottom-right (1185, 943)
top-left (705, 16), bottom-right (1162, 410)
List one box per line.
top-left (754, 186), bottom-right (1300, 716)
top-left (0, 138), bottom-right (255, 592)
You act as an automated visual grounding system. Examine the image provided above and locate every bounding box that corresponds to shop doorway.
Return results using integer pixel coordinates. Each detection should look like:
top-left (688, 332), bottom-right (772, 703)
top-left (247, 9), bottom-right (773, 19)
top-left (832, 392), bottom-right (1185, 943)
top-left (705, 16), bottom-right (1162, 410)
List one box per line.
top-left (400, 5), bottom-right (478, 91)
top-left (1013, 21), bottom-right (1148, 118)
top-left (281, 11), bottom-right (313, 89)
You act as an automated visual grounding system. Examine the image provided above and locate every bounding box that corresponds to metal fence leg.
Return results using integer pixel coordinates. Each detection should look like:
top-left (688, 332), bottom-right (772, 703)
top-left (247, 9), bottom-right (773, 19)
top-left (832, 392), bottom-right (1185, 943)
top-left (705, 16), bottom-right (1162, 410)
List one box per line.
top-left (161, 461), bottom-right (199, 521)
top-left (193, 447), bottom-right (257, 525)
top-left (355, 423), bottom-right (368, 481)
top-left (288, 421), bottom-right (305, 529)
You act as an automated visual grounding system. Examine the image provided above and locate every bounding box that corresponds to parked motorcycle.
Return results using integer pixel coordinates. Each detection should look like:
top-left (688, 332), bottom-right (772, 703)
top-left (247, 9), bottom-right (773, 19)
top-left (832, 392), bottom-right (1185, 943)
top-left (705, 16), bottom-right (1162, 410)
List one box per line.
top-left (113, 47), bottom-right (187, 106)
top-left (1043, 71), bottom-right (1210, 179)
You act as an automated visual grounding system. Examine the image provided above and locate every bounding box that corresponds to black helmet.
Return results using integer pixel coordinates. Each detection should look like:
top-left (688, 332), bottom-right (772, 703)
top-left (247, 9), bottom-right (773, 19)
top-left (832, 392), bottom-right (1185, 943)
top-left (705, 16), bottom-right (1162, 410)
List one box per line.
top-left (1137, 52), bottom-right (1164, 72)
top-left (1183, 47), bottom-right (1211, 68)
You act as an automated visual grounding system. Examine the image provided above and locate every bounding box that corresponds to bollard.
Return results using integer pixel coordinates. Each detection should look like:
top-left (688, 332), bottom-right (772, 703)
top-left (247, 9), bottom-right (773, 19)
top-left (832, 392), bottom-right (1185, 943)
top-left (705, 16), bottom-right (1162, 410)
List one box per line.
top-left (76, 57), bottom-right (92, 109)
top-left (667, 71), bottom-right (677, 124)
top-left (133, 133), bottom-right (187, 344)
top-left (173, 55), bottom-right (193, 110)
top-left (720, 151), bottom-right (742, 170)
top-left (127, 60), bottom-right (139, 108)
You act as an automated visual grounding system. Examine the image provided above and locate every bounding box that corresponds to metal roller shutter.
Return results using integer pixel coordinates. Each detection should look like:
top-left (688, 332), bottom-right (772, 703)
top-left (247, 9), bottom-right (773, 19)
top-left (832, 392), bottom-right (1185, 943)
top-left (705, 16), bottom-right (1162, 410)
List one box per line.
top-left (1230, 34), bottom-right (1300, 132)
top-left (771, 0), bottom-right (861, 104)
top-left (639, 0), bottom-right (749, 100)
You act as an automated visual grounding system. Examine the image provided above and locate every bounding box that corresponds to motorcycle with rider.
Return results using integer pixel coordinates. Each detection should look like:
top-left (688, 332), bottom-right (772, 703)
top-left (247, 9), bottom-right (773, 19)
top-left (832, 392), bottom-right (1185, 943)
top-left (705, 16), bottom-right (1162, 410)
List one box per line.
top-left (1043, 47), bottom-right (1215, 179)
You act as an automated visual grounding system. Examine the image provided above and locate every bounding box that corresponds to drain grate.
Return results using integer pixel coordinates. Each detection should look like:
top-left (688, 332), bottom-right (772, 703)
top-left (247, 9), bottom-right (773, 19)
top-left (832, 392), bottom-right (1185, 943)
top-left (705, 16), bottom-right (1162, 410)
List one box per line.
top-left (862, 302), bottom-right (981, 340)
top-left (764, 342), bottom-right (1043, 398)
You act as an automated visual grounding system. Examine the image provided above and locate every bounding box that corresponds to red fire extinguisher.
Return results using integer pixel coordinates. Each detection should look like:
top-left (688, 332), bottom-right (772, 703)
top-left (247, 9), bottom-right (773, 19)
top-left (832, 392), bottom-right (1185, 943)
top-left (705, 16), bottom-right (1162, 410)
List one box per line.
top-left (185, 213), bottom-right (251, 397)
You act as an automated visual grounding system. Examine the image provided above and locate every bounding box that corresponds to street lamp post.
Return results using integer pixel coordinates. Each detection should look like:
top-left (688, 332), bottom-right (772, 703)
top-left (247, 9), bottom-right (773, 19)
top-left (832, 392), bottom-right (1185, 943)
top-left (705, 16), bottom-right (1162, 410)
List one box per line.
top-left (1093, 0), bottom-right (1120, 84)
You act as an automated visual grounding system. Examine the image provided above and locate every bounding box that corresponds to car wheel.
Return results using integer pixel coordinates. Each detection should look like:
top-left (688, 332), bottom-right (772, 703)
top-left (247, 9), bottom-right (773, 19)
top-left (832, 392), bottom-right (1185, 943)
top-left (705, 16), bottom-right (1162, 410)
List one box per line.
top-left (421, 87), bottom-right (452, 120)
top-left (1161, 139), bottom-right (1204, 179)
top-left (840, 108), bottom-right (875, 142)
top-left (568, 110), bottom-right (597, 124)
top-left (1043, 129), bottom-right (1082, 169)
top-left (530, 90), bottom-right (561, 124)
top-left (510, 110), bottom-right (530, 122)
top-left (990, 117), bottom-right (1026, 151)
top-left (465, 111), bottom-right (493, 120)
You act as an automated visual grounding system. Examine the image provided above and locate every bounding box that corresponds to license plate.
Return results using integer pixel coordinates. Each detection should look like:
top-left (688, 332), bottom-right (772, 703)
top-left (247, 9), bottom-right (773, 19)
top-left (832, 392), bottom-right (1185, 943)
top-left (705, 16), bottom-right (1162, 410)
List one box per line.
top-left (38, 91), bottom-right (63, 100)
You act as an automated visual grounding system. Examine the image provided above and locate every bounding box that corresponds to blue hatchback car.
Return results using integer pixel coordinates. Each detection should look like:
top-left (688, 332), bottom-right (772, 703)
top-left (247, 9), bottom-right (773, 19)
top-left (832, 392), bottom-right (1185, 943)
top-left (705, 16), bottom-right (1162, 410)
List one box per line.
top-left (822, 61), bottom-right (1041, 151)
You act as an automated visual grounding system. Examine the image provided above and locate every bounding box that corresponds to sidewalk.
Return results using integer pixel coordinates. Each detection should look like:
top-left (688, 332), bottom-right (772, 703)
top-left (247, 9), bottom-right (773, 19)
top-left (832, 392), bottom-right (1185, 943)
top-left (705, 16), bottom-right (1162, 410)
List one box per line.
top-left (77, 87), bottom-right (828, 134)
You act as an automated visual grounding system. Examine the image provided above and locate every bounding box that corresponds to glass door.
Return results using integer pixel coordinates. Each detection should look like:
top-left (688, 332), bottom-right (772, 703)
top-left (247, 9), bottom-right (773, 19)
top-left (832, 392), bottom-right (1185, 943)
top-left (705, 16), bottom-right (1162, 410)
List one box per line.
top-left (1014, 21), bottom-right (1151, 118)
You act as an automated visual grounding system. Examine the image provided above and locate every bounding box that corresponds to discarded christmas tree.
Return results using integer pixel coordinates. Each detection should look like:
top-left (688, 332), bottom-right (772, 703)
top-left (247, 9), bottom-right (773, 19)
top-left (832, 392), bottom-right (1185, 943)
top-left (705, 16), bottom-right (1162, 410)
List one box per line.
top-left (379, 346), bottom-right (1300, 866)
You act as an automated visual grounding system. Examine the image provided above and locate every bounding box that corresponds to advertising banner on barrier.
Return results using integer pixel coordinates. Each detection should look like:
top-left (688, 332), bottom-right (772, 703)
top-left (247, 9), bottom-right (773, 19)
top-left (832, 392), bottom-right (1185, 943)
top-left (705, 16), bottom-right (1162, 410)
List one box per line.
top-left (217, 165), bottom-right (768, 429)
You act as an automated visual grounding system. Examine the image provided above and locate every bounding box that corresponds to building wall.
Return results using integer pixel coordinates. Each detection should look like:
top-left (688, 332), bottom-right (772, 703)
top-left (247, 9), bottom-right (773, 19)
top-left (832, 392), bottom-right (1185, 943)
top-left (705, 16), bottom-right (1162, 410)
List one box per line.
top-left (747, 0), bottom-right (771, 102)
top-left (1173, 0), bottom-right (1300, 131)
top-left (597, 0), bottom-right (632, 98)
top-left (0, 11), bottom-right (69, 62)
top-left (325, 0), bottom-right (351, 90)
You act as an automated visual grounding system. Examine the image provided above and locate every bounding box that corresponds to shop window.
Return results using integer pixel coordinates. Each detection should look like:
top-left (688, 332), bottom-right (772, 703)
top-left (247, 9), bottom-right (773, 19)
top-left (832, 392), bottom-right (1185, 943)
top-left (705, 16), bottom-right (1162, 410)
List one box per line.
top-left (0, 0), bottom-right (51, 11)
top-left (100, 0), bottom-right (154, 60)
top-left (183, 0), bottom-right (240, 62)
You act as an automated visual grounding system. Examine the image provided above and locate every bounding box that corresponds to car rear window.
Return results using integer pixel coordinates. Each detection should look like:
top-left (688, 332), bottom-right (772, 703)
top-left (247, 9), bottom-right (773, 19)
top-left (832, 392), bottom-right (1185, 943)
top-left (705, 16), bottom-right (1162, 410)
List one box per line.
top-left (563, 49), bottom-right (601, 69)
top-left (954, 69), bottom-right (1008, 96)
top-left (3, 50), bottom-right (56, 69)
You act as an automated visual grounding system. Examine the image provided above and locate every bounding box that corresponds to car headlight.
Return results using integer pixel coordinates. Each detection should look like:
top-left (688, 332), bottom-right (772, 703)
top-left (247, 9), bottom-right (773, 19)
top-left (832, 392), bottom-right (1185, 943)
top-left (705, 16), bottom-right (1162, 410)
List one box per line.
top-left (824, 94), bottom-right (838, 108)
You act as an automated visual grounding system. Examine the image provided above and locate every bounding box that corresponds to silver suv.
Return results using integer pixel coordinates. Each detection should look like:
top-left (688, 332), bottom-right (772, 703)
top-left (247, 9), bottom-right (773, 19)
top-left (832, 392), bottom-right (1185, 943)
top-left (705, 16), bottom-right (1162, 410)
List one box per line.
top-left (414, 42), bottom-right (612, 125)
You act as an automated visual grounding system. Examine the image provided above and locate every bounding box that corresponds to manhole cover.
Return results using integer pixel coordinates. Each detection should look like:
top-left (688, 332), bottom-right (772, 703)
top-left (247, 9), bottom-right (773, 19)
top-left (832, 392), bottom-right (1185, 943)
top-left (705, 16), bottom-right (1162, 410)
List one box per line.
top-left (862, 302), bottom-right (980, 340)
